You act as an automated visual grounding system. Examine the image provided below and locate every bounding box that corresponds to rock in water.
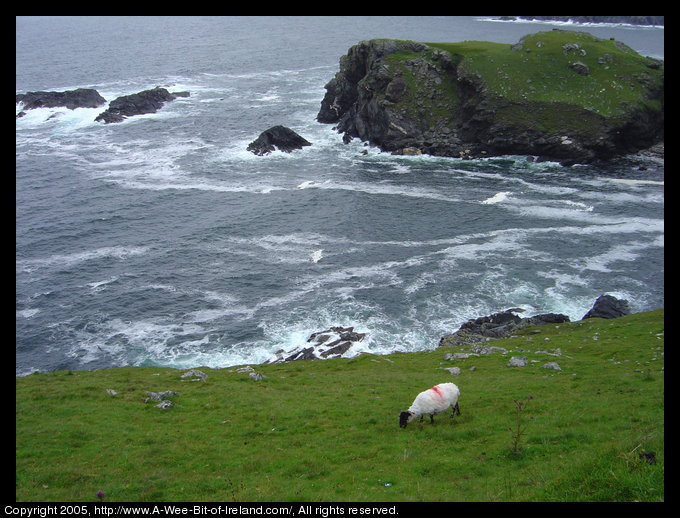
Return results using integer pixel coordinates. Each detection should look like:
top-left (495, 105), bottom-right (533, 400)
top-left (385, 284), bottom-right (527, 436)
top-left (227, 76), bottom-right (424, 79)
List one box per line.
top-left (247, 126), bottom-right (312, 155)
top-left (95, 87), bottom-right (184, 123)
top-left (267, 326), bottom-right (366, 362)
top-left (16, 88), bottom-right (107, 110)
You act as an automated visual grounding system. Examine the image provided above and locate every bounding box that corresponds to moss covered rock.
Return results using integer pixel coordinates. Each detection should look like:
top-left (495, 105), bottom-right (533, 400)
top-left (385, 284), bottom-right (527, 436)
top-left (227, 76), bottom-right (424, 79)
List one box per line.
top-left (317, 31), bottom-right (664, 164)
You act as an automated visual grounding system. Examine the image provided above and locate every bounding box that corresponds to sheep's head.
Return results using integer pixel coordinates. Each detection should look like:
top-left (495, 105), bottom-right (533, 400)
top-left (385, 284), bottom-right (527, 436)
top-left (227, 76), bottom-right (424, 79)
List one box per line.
top-left (399, 411), bottom-right (414, 428)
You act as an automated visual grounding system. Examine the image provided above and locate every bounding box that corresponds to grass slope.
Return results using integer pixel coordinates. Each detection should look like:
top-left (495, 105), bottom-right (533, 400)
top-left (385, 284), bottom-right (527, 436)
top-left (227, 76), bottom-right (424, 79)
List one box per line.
top-left (16, 309), bottom-right (664, 502)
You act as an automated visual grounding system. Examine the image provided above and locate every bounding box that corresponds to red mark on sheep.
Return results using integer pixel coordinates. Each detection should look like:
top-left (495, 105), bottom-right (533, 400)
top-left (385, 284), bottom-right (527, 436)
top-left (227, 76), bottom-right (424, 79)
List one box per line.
top-left (431, 386), bottom-right (443, 399)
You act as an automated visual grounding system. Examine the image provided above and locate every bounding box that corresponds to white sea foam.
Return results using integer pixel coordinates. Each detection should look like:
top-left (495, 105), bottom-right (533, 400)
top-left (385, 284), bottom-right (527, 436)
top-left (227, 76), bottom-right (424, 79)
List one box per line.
top-left (476, 17), bottom-right (664, 29)
top-left (481, 191), bottom-right (511, 204)
top-left (310, 249), bottom-right (324, 263)
top-left (17, 308), bottom-right (40, 319)
top-left (17, 246), bottom-right (149, 273)
top-left (87, 276), bottom-right (119, 291)
top-left (599, 177), bottom-right (664, 186)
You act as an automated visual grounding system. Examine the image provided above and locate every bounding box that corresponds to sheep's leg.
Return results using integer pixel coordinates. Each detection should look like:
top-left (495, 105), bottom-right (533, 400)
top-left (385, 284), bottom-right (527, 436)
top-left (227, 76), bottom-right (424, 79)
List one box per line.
top-left (429, 414), bottom-right (434, 423)
top-left (450, 403), bottom-right (460, 419)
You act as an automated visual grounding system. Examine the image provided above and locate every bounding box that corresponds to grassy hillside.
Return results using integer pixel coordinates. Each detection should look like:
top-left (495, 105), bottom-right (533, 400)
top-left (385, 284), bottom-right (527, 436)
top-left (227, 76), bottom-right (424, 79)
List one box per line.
top-left (16, 309), bottom-right (664, 502)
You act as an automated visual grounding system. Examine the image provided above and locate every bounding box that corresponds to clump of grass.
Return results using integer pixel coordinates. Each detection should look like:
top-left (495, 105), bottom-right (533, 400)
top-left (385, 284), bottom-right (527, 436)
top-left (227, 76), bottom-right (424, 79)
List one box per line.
top-left (509, 396), bottom-right (534, 455)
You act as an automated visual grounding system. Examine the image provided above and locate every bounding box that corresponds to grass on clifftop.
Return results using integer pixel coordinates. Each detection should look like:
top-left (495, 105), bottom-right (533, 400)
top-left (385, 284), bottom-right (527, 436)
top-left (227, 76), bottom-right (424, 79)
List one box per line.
top-left (16, 309), bottom-right (664, 502)
top-left (428, 30), bottom-right (663, 119)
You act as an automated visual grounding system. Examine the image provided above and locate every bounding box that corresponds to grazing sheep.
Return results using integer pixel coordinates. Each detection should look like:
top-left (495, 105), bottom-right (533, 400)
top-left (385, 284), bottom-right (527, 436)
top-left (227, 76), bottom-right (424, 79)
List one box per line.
top-left (399, 383), bottom-right (460, 428)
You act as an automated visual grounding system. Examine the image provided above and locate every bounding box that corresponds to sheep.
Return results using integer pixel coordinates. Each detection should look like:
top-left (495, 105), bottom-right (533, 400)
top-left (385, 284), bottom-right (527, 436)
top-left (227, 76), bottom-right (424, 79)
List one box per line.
top-left (399, 382), bottom-right (460, 428)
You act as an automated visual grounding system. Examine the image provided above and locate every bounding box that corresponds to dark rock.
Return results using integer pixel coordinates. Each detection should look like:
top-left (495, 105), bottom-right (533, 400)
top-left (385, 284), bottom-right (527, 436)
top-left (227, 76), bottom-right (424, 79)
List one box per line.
top-left (320, 341), bottom-right (352, 358)
top-left (247, 125), bottom-right (312, 155)
top-left (283, 347), bottom-right (317, 362)
top-left (569, 61), bottom-right (590, 75)
top-left (581, 294), bottom-right (631, 320)
top-left (16, 88), bottom-right (107, 111)
top-left (439, 309), bottom-right (570, 347)
top-left (273, 326), bottom-right (366, 362)
top-left (95, 87), bottom-right (184, 123)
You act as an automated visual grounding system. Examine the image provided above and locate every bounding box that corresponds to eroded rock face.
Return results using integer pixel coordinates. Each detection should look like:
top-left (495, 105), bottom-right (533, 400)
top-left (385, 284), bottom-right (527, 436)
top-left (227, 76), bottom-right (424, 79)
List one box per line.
top-left (317, 33), bottom-right (664, 164)
top-left (247, 126), bottom-right (312, 155)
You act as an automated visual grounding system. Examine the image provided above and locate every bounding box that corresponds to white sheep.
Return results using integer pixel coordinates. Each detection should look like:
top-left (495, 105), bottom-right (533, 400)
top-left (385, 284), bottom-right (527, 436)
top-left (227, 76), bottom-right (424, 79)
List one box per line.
top-left (399, 382), bottom-right (460, 428)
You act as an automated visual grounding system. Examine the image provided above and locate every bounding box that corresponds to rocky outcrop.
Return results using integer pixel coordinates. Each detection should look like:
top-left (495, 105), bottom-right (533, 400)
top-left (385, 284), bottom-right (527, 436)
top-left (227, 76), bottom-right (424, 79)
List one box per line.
top-left (317, 32), bottom-right (664, 165)
top-left (267, 326), bottom-right (366, 362)
top-left (247, 125), bottom-right (312, 155)
top-left (94, 87), bottom-right (188, 123)
top-left (582, 294), bottom-right (631, 319)
top-left (439, 294), bottom-right (633, 347)
top-left (438, 309), bottom-right (570, 347)
top-left (16, 88), bottom-right (106, 115)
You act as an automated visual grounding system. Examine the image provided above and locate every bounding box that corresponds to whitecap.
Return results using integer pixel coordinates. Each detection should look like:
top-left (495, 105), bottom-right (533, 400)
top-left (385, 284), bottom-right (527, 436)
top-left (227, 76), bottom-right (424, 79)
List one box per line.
top-left (17, 246), bottom-right (149, 273)
top-left (481, 191), bottom-right (511, 204)
top-left (87, 276), bottom-right (119, 291)
top-left (599, 177), bottom-right (664, 186)
top-left (310, 249), bottom-right (324, 263)
top-left (17, 308), bottom-right (40, 319)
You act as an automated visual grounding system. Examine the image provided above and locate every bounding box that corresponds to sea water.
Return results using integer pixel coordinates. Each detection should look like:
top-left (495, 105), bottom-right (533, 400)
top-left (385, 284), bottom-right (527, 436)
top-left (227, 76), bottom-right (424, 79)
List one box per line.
top-left (16, 16), bottom-right (664, 375)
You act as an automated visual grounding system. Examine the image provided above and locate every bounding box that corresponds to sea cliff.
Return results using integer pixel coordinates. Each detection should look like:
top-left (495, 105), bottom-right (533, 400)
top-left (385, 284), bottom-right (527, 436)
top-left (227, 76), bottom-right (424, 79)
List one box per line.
top-left (317, 31), bottom-right (664, 164)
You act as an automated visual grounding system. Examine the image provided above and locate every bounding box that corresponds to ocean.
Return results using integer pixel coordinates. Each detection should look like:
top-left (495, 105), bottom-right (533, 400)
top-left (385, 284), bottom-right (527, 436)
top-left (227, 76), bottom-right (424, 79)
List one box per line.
top-left (16, 16), bottom-right (664, 376)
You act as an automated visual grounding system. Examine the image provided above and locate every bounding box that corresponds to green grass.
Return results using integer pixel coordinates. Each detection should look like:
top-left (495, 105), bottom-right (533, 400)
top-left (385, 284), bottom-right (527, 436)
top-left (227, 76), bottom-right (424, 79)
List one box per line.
top-left (428, 31), bottom-right (663, 118)
top-left (16, 309), bottom-right (664, 502)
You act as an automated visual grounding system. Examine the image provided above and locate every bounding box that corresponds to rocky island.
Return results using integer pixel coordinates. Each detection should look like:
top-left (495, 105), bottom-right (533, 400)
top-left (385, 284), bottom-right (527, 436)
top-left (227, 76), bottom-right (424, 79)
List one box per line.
top-left (317, 30), bottom-right (663, 164)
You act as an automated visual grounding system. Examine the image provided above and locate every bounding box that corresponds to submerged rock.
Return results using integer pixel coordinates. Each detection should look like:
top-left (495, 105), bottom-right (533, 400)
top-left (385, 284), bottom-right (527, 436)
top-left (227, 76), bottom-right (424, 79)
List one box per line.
top-left (247, 125), bottom-right (312, 155)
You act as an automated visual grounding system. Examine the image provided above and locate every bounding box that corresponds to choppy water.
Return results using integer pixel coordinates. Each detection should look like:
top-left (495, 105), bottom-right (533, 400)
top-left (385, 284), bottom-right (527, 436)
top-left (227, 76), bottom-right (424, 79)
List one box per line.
top-left (16, 16), bottom-right (664, 375)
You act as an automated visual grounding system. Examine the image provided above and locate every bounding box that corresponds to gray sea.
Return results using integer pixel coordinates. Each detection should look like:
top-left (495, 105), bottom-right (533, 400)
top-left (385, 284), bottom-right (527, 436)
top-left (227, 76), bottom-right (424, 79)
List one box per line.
top-left (16, 16), bottom-right (664, 375)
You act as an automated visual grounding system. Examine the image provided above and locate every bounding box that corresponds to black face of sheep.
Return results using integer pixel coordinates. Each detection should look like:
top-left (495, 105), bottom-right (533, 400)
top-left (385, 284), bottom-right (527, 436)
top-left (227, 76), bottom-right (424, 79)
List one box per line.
top-left (399, 411), bottom-right (413, 428)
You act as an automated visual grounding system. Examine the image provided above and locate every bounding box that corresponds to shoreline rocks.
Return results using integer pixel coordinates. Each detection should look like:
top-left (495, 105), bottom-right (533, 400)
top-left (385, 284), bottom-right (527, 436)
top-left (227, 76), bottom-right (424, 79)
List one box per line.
top-left (267, 326), bottom-right (366, 363)
top-left (438, 309), bottom-right (571, 348)
top-left (439, 295), bottom-right (631, 348)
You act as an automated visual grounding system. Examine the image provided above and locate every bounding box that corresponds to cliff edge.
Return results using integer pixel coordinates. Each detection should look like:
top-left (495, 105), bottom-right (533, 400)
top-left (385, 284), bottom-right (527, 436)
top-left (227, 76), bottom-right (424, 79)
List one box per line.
top-left (317, 31), bottom-right (663, 164)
